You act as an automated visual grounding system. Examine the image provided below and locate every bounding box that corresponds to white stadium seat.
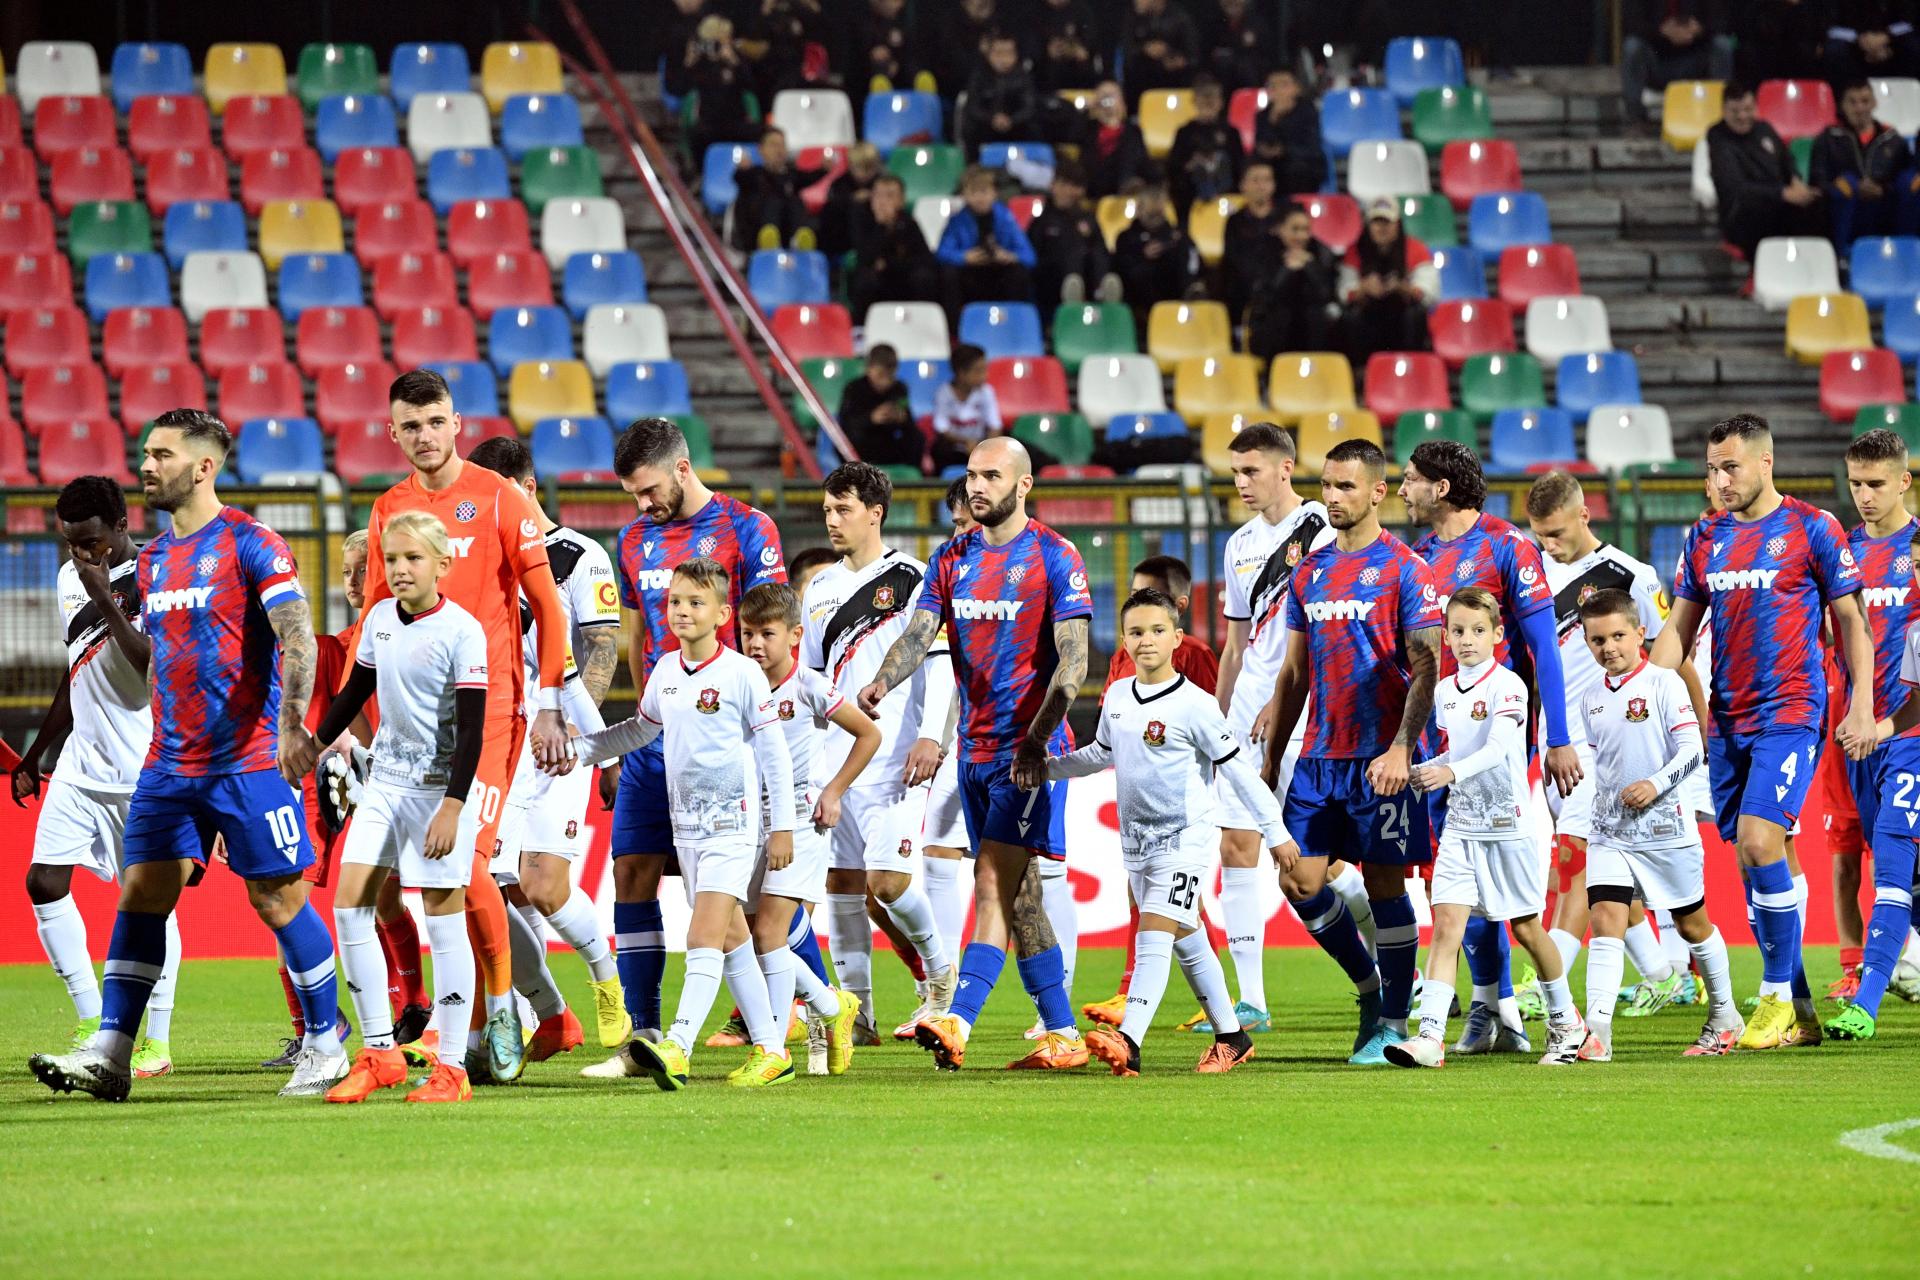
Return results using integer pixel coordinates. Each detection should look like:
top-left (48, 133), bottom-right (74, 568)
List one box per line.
top-left (582, 303), bottom-right (670, 378)
top-left (913, 195), bottom-right (960, 254)
top-left (769, 88), bottom-right (856, 153)
top-left (180, 251), bottom-right (269, 322)
top-left (539, 196), bottom-right (626, 270)
top-left (1346, 140), bottom-right (1431, 203)
top-left (1691, 139), bottom-right (1716, 210)
top-left (1584, 402), bottom-right (1676, 471)
top-left (17, 41), bottom-right (102, 112)
top-left (1752, 236), bottom-right (1840, 311)
top-left (406, 91), bottom-right (493, 163)
top-left (1524, 295), bottom-right (1613, 364)
top-left (1077, 353), bottom-right (1168, 426)
top-left (1874, 77), bottom-right (1920, 135)
top-left (862, 301), bottom-right (950, 361)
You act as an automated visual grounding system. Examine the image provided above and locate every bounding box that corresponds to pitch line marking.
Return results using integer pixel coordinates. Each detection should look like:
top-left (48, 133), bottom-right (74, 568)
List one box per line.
top-left (1837, 1118), bottom-right (1920, 1165)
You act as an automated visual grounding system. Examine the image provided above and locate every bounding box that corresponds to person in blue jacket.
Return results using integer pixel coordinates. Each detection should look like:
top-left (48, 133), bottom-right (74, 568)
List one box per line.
top-left (937, 165), bottom-right (1036, 317)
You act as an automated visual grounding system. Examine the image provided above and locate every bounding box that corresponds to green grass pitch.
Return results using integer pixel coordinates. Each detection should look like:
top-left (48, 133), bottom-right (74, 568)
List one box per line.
top-left (2, 946), bottom-right (1916, 1277)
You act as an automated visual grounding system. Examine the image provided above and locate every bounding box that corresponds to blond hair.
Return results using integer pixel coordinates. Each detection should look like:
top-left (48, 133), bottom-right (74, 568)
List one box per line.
top-left (1446, 586), bottom-right (1501, 628)
top-left (342, 529), bottom-right (370, 558)
top-left (382, 511), bottom-right (452, 560)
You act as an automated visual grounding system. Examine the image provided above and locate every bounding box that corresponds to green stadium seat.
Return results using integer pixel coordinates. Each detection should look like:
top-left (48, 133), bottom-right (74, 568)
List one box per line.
top-left (665, 412), bottom-right (717, 469)
top-left (1459, 353), bottom-right (1545, 422)
top-left (296, 43), bottom-right (380, 110)
top-left (1051, 303), bottom-right (1137, 374)
top-left (67, 200), bottom-right (153, 267)
top-left (887, 144), bottom-right (964, 203)
top-left (520, 144), bottom-right (604, 213)
top-left (1393, 407), bottom-right (1479, 464)
top-left (876, 463), bottom-right (923, 483)
top-left (1790, 135), bottom-right (1813, 180)
top-left (792, 356), bottom-right (860, 434)
top-left (1854, 402), bottom-right (1920, 450)
top-left (1397, 194), bottom-right (1457, 247)
top-left (1012, 411), bottom-right (1094, 466)
top-left (1411, 86), bottom-right (1494, 154)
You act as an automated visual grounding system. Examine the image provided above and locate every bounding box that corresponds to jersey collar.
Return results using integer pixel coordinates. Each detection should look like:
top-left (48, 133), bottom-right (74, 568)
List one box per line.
top-left (1131, 673), bottom-right (1187, 704)
top-left (396, 598), bottom-right (447, 624)
top-left (1603, 657), bottom-right (1649, 693)
top-left (1451, 661), bottom-right (1498, 694)
top-left (678, 647), bottom-right (724, 676)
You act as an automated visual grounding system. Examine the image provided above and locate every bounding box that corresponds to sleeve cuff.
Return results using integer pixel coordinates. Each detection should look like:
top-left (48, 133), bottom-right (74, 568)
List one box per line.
top-left (535, 687), bottom-right (563, 712)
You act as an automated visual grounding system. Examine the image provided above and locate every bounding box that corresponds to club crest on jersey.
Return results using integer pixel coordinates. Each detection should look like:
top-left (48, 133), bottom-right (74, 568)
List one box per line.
top-left (1900, 555), bottom-right (1913, 575)
top-left (1626, 697), bottom-right (1649, 722)
top-left (1143, 720), bottom-right (1167, 746)
top-left (873, 584), bottom-right (896, 610)
top-left (778, 699), bottom-right (795, 721)
top-left (196, 554), bottom-right (219, 577)
top-left (1470, 701), bottom-right (1487, 721)
top-left (1006, 564), bottom-right (1028, 586)
top-left (1285, 543), bottom-right (1302, 565)
top-left (455, 501), bottom-right (477, 523)
top-left (1765, 536), bottom-right (1787, 558)
top-left (898, 838), bottom-right (913, 858)
top-left (1455, 559), bottom-right (1476, 580)
top-left (1578, 584), bottom-right (1597, 604)
top-left (1360, 567), bottom-right (1380, 586)
top-left (697, 535), bottom-right (718, 556)
top-left (565, 820), bottom-right (578, 839)
top-left (696, 688), bottom-right (720, 714)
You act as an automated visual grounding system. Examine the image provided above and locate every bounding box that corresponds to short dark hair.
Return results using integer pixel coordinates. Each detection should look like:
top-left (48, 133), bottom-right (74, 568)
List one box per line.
top-left (866, 342), bottom-right (900, 370)
top-left (467, 434), bottom-right (534, 482)
top-left (1132, 554), bottom-right (1191, 600)
top-left (739, 581), bottom-right (801, 627)
top-left (1052, 158), bottom-right (1087, 187)
top-left (150, 407), bottom-right (231, 459)
top-left (672, 556), bottom-right (729, 595)
top-left (788, 547), bottom-right (839, 582)
top-left (615, 417), bottom-right (690, 476)
top-left (1524, 469), bottom-right (1585, 519)
top-left (1847, 427), bottom-right (1909, 467)
top-left (1121, 586), bottom-right (1182, 627)
top-left (824, 461), bottom-right (893, 521)
top-left (873, 171), bottom-right (906, 197)
top-left (951, 342), bottom-right (987, 373)
top-left (944, 474), bottom-right (970, 514)
top-left (1325, 437), bottom-right (1388, 478)
top-left (1406, 438), bottom-right (1487, 511)
top-left (1707, 412), bottom-right (1772, 448)
top-left (1842, 77), bottom-right (1876, 100)
top-left (389, 368), bottom-right (452, 409)
top-left (1722, 80), bottom-right (1754, 103)
top-left (1578, 586), bottom-right (1640, 626)
top-left (1229, 421), bottom-right (1295, 459)
top-left (1192, 74), bottom-right (1222, 99)
top-left (55, 475), bottom-right (127, 527)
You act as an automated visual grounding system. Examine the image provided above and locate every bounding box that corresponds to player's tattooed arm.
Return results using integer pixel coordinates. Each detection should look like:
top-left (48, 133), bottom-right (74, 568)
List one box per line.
top-left (1010, 617), bottom-right (1089, 790)
top-left (269, 597), bottom-right (318, 782)
top-left (1394, 625), bottom-right (1441, 750)
top-left (578, 625), bottom-right (619, 707)
top-left (859, 608), bottom-right (941, 713)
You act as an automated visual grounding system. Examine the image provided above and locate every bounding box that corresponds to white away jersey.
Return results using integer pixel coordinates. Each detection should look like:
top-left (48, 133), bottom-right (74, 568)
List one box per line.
top-left (762, 663), bottom-right (842, 827)
top-left (1221, 501), bottom-right (1334, 736)
top-left (1090, 675), bottom-right (1241, 854)
top-left (1544, 542), bottom-right (1667, 728)
top-left (639, 646), bottom-right (783, 846)
top-left (801, 548), bottom-right (931, 786)
top-left (357, 597), bottom-right (490, 792)
top-left (53, 554), bottom-right (152, 791)
top-left (518, 526), bottom-right (619, 689)
top-left (1581, 660), bottom-right (1704, 851)
top-left (1433, 661), bottom-right (1531, 839)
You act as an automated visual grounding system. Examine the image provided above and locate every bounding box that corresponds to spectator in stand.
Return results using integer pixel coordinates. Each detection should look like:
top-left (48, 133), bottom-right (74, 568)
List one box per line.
top-left (851, 0), bottom-right (924, 97)
top-left (1706, 82), bottom-right (1827, 258)
top-left (936, 165), bottom-right (1037, 311)
top-left (664, 0), bottom-right (714, 103)
top-left (1735, 0), bottom-right (1830, 85)
top-left (962, 31), bottom-right (1039, 158)
top-left (1167, 75), bottom-right (1245, 222)
top-left (1201, 0), bottom-right (1279, 91)
top-left (1810, 78), bottom-right (1917, 248)
top-left (1113, 179), bottom-right (1203, 331)
top-left (821, 143), bottom-right (885, 262)
top-left (1035, 0), bottom-right (1104, 92)
top-left (837, 343), bottom-right (924, 470)
top-left (1824, 2), bottom-right (1920, 85)
top-left (1338, 198), bottom-right (1438, 363)
top-left (731, 126), bottom-right (816, 252)
top-left (1221, 160), bottom-right (1286, 323)
top-left (1027, 160), bottom-right (1123, 312)
top-left (932, 342), bottom-right (1003, 471)
top-left (739, 0), bottom-right (827, 102)
top-left (848, 172), bottom-right (939, 319)
top-left (1252, 68), bottom-right (1326, 198)
top-left (685, 14), bottom-right (760, 162)
top-left (1083, 80), bottom-right (1152, 199)
top-left (1245, 204), bottom-right (1340, 363)
top-left (1621, 0), bottom-right (1735, 132)
top-left (1125, 0), bottom-right (1201, 106)
top-left (925, 0), bottom-right (998, 103)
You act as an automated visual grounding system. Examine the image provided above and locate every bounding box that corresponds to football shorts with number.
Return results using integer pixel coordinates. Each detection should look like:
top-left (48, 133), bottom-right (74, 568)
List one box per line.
top-left (1128, 828), bottom-right (1215, 930)
top-left (1707, 727), bottom-right (1821, 841)
top-left (32, 778), bottom-right (131, 882)
top-left (1283, 757), bottom-right (1429, 866)
top-left (919, 754), bottom-right (969, 851)
top-left (123, 767), bottom-right (314, 880)
top-left (830, 783), bottom-right (925, 873)
top-left (958, 758), bottom-right (1069, 859)
top-left (343, 780), bottom-right (483, 891)
top-left (1430, 830), bottom-right (1548, 922)
top-left (491, 729), bottom-right (594, 883)
top-left (1586, 841), bottom-right (1705, 911)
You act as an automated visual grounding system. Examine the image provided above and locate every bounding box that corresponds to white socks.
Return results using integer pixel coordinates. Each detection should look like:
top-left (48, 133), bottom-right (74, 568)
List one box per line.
top-left (1041, 867), bottom-right (1078, 995)
top-left (1540, 973), bottom-right (1576, 1026)
top-left (424, 910), bottom-right (476, 1062)
top-left (1220, 865), bottom-right (1267, 1012)
top-left (34, 895), bottom-right (101, 1019)
top-left (1689, 927), bottom-right (1738, 1023)
top-left (882, 883), bottom-right (950, 975)
top-left (826, 893), bottom-right (873, 1021)
top-left (1173, 930), bottom-right (1239, 1033)
top-left (1623, 918), bottom-right (1671, 982)
top-left (669, 947), bottom-right (724, 1056)
top-left (545, 886), bottom-right (616, 983)
top-left (507, 901), bottom-right (566, 1022)
top-left (758, 947), bottom-right (798, 1042)
top-left (1120, 930), bottom-right (1174, 1047)
top-left (335, 905), bottom-right (396, 1049)
top-left (1548, 927), bottom-right (1582, 974)
top-left (1585, 935), bottom-right (1625, 1048)
top-left (1653, 908), bottom-right (1690, 978)
top-left (922, 856), bottom-right (970, 958)
top-left (723, 941), bottom-right (779, 1053)
top-left (1416, 977), bottom-right (1454, 1041)
top-left (1328, 863), bottom-right (1376, 958)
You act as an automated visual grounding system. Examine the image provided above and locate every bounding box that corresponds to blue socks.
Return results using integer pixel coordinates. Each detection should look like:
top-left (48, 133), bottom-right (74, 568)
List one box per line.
top-left (99, 910), bottom-right (169, 1041)
top-left (1855, 838), bottom-right (1918, 1018)
top-left (1373, 894), bottom-right (1419, 1021)
top-left (949, 941), bottom-right (1007, 1024)
top-left (1296, 886), bottom-right (1379, 991)
top-left (787, 905), bottom-right (829, 984)
top-left (272, 901), bottom-right (340, 1042)
top-left (614, 899), bottom-right (665, 1030)
top-left (1463, 914), bottom-right (1512, 996)
top-left (1016, 945), bottom-right (1075, 1032)
top-left (1747, 860), bottom-right (1801, 986)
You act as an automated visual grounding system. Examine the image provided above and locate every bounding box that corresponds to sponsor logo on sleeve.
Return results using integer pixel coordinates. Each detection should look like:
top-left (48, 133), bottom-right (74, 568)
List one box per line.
top-left (272, 555), bottom-right (293, 574)
top-left (760, 545), bottom-right (779, 567)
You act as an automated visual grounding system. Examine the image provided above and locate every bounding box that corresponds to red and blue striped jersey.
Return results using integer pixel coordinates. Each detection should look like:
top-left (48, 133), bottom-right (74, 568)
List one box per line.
top-left (139, 506), bottom-right (306, 775)
top-left (1413, 511), bottom-right (1553, 680)
top-left (614, 492), bottom-right (785, 682)
top-left (1285, 530), bottom-right (1443, 759)
top-left (1846, 517), bottom-right (1920, 720)
top-left (918, 519), bottom-right (1093, 762)
top-left (1675, 496), bottom-right (1860, 732)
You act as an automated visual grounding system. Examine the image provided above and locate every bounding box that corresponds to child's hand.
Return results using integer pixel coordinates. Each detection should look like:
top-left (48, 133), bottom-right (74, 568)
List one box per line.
top-left (813, 787), bottom-right (842, 831)
top-left (424, 799), bottom-right (464, 859)
top-left (766, 830), bottom-right (793, 871)
top-left (1619, 780), bottom-right (1659, 811)
top-left (1270, 839), bottom-right (1299, 875)
top-left (1409, 762), bottom-right (1453, 793)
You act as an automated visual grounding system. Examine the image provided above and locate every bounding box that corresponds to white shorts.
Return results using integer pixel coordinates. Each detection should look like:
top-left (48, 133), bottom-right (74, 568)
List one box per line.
top-left (1430, 829), bottom-right (1548, 922)
top-left (920, 754), bottom-right (969, 851)
top-left (1126, 829), bottom-right (1216, 930)
top-left (490, 741), bottom-right (593, 882)
top-left (831, 782), bottom-right (922, 874)
top-left (1217, 731), bottom-right (1296, 834)
top-left (755, 789), bottom-right (830, 905)
top-left (1587, 840), bottom-right (1705, 911)
top-left (32, 777), bottom-right (130, 882)
top-left (680, 837), bottom-right (759, 904)
top-left (342, 781), bottom-right (482, 891)
top-left (1545, 745), bottom-right (1596, 842)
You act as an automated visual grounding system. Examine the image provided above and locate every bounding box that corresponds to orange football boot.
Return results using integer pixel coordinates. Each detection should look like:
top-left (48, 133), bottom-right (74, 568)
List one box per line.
top-left (325, 1046), bottom-right (409, 1103)
top-left (405, 1062), bottom-right (472, 1103)
top-left (913, 1013), bottom-right (967, 1070)
top-left (1085, 1025), bottom-right (1139, 1076)
top-left (1195, 1039), bottom-right (1255, 1074)
top-left (527, 1009), bottom-right (585, 1062)
top-left (1007, 1030), bottom-right (1091, 1070)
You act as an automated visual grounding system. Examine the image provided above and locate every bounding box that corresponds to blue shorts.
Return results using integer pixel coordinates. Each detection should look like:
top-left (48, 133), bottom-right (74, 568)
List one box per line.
top-left (1848, 753), bottom-right (1886, 846)
top-left (1283, 756), bottom-right (1430, 867)
top-left (610, 738), bottom-right (675, 860)
top-left (1872, 737), bottom-right (1920, 848)
top-left (124, 766), bottom-right (314, 881)
top-left (959, 757), bottom-right (1067, 859)
top-left (1707, 726), bottom-right (1822, 843)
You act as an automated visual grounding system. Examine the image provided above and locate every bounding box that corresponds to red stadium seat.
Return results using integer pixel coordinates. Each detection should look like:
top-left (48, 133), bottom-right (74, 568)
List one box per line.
top-left (371, 251), bottom-right (460, 320)
top-left (217, 360), bottom-right (306, 424)
top-left (445, 198), bottom-right (533, 268)
top-left (986, 356), bottom-right (1070, 418)
top-left (391, 305), bottom-right (478, 368)
top-left (1496, 243), bottom-right (1581, 307)
top-left (1363, 352), bottom-right (1451, 418)
top-left (1007, 194), bottom-right (1044, 230)
top-left (1294, 193), bottom-right (1362, 254)
top-left (127, 95), bottom-right (213, 163)
top-left (0, 411), bottom-right (30, 484)
top-left (21, 362), bottom-right (110, 435)
top-left (198, 307), bottom-right (287, 377)
top-left (331, 147), bottom-right (418, 216)
top-left (295, 304), bottom-right (383, 376)
top-left (1228, 87), bottom-right (1265, 154)
top-left (118, 361), bottom-right (208, 433)
top-left (143, 146), bottom-right (230, 214)
top-left (1439, 139), bottom-right (1522, 210)
top-left (0, 149), bottom-right (38, 204)
top-left (5, 306), bottom-right (91, 377)
top-left (49, 147), bottom-right (135, 214)
top-left (239, 147), bottom-right (325, 216)
top-left (102, 305), bottom-right (190, 377)
top-left (221, 95), bottom-right (306, 159)
top-left (770, 304), bottom-right (854, 359)
top-left (1819, 349), bottom-right (1905, 422)
top-left (1756, 79), bottom-right (1837, 142)
top-left (33, 96), bottom-right (117, 161)
top-left (0, 99), bottom-right (21, 151)
top-left (458, 415), bottom-right (516, 450)
top-left (315, 359), bottom-right (398, 436)
top-left (334, 416), bottom-right (410, 483)
top-left (0, 252), bottom-right (73, 313)
top-left (39, 417), bottom-right (132, 484)
top-left (352, 200), bottom-right (439, 266)
top-left (796, 145), bottom-right (849, 216)
top-left (465, 249), bottom-right (553, 319)
top-left (1428, 298), bottom-right (1516, 368)
top-left (1, 201), bottom-right (58, 256)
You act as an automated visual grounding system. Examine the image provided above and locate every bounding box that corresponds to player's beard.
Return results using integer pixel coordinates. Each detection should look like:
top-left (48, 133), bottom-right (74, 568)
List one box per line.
top-left (973, 488), bottom-right (1020, 530)
top-left (145, 467), bottom-right (195, 513)
top-left (646, 477), bottom-right (687, 524)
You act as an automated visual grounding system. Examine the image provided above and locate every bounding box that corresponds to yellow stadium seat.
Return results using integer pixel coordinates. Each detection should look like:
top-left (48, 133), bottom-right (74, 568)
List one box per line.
top-left (1661, 80), bottom-right (1722, 152)
top-left (257, 199), bottom-right (345, 270)
top-left (1294, 408), bottom-right (1383, 473)
top-left (1267, 352), bottom-right (1357, 423)
top-left (205, 43), bottom-right (288, 114)
top-left (1784, 292), bottom-right (1872, 364)
top-left (1187, 195), bottom-right (1245, 266)
top-left (1138, 89), bottom-right (1196, 158)
top-left (1200, 412), bottom-right (1258, 474)
top-left (1146, 300), bottom-right (1232, 372)
top-left (1095, 194), bottom-right (1180, 250)
top-left (481, 42), bottom-right (564, 114)
top-left (508, 359), bottom-right (595, 431)
top-left (1173, 355), bottom-right (1263, 424)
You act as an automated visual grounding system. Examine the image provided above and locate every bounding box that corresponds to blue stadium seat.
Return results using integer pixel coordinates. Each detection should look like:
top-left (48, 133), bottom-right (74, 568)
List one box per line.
top-left (313, 94), bottom-right (400, 164)
top-left (84, 251), bottom-right (171, 321)
top-left (561, 250), bottom-right (647, 319)
top-left (978, 141), bottom-right (1056, 174)
top-left (162, 200), bottom-right (248, 269)
top-left (277, 252), bottom-right (363, 319)
top-left (746, 249), bottom-right (830, 314)
top-left (530, 415), bottom-right (616, 476)
top-left (421, 360), bottom-right (501, 415)
top-left (1467, 192), bottom-right (1552, 255)
top-left (426, 147), bottom-right (511, 214)
top-left (1884, 293), bottom-right (1920, 362)
top-left (1489, 407), bottom-right (1577, 471)
top-left (1649, 524), bottom-right (1686, 593)
top-left (898, 357), bottom-right (950, 418)
top-left (487, 305), bottom-right (572, 375)
top-left (1319, 87), bottom-right (1401, 157)
top-left (499, 94), bottom-right (584, 162)
top-left (1555, 351), bottom-right (1642, 420)
top-left (605, 360), bottom-right (693, 420)
top-left (1848, 236), bottom-right (1920, 309)
top-left (1384, 37), bottom-right (1465, 106)
top-left (702, 142), bottom-right (759, 216)
top-left (110, 42), bottom-right (194, 111)
top-left (863, 91), bottom-right (942, 152)
top-left (1431, 246), bottom-right (1487, 301)
top-left (235, 416), bottom-right (326, 482)
top-left (389, 43), bottom-right (471, 111)
top-left (1104, 411), bottom-right (1189, 446)
top-left (958, 302), bottom-right (1045, 359)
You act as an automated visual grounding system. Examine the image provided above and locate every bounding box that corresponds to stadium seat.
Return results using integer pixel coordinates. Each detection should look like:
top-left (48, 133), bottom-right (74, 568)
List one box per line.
top-left (862, 301), bottom-right (951, 359)
top-left (331, 146), bottom-right (417, 216)
top-left (102, 305), bottom-right (189, 378)
top-left (21, 362), bottom-right (110, 435)
top-left (1873, 76), bottom-right (1920, 135)
top-left (702, 142), bottom-right (759, 216)
top-left (1077, 353), bottom-right (1168, 426)
top-left (1821, 349), bottom-right (1905, 421)
top-left (1556, 351), bottom-right (1643, 419)
top-left (32, 95), bottom-right (116, 161)
top-left (1145, 301), bottom-right (1231, 372)
top-left (277, 252), bottom-right (361, 319)
top-left (444, 197), bottom-right (531, 268)
top-left (426, 146), bottom-right (510, 213)
top-left (143, 146), bottom-right (228, 214)
top-left (1397, 194), bottom-right (1458, 246)
top-left (68, 200), bottom-right (152, 266)
top-left (392, 305), bottom-right (477, 369)
top-left (371, 250), bottom-right (462, 319)
top-left (1104, 410), bottom-right (1191, 461)
top-left (1785, 293), bottom-right (1873, 364)
top-left (1658, 80), bottom-right (1723, 152)
top-left (605, 360), bottom-right (693, 421)
top-left (489, 304), bottom-right (572, 374)
top-left (747, 249), bottom-right (830, 315)
top-left (0, 100), bottom-right (19, 152)
top-left (83, 251), bottom-right (170, 321)
top-left (0, 252), bottom-right (70, 314)
top-left (458, 418), bottom-right (520, 453)
top-left (1186, 195), bottom-right (1243, 265)
top-left (0, 413), bottom-right (29, 486)
top-left (583, 303), bottom-right (671, 376)
top-left (987, 357), bottom-right (1070, 418)
top-left (162, 200), bottom-right (246, 269)
top-left (1438, 139), bottom-right (1522, 211)
top-left (1854, 401), bottom-right (1920, 445)
top-left (1385, 36), bottom-right (1465, 105)
top-left (17, 42), bottom-right (103, 113)
top-left (1095, 192), bottom-right (1175, 250)
top-left (481, 42), bottom-right (563, 113)
top-left (183, 252), bottom-right (271, 323)
top-left (50, 147), bottom-right (135, 215)
top-left (1224, 86), bottom-right (1268, 154)
top-left (0, 149), bottom-right (39, 207)
top-left (1412, 86), bottom-right (1493, 154)
top-left (1393, 407), bottom-right (1478, 463)
top-left (1848, 236), bottom-right (1920, 309)
top-left (1428, 298), bottom-right (1514, 366)
top-left (1173, 355), bottom-right (1263, 424)
top-left (1752, 236), bottom-right (1841, 310)
top-left (1198, 412), bottom-right (1258, 474)
top-left (1347, 140), bottom-right (1432, 203)
top-left (1431, 245), bottom-right (1488, 300)
top-left (1295, 408), bottom-right (1383, 472)
top-left (238, 147), bottom-right (326, 215)
top-left (897, 357), bottom-right (951, 418)
top-left (1320, 87), bottom-right (1401, 158)
top-left (1467, 192), bottom-right (1552, 254)
top-left (499, 94), bottom-right (583, 162)
top-left (1010, 412), bottom-right (1094, 467)
top-left (507, 360), bottom-right (595, 433)
top-left (4, 306), bottom-right (90, 376)
top-left (313, 94), bottom-right (399, 164)
top-left (39, 417), bottom-right (129, 484)
top-left (234, 415), bottom-right (327, 482)
top-left (258, 199), bottom-right (345, 270)
top-left (204, 43), bottom-right (287, 114)
top-left (1884, 292), bottom-right (1920, 362)
top-left (1690, 137), bottom-right (1717, 209)
top-left (197, 306), bottom-right (283, 375)
top-left (352, 199), bottom-right (438, 266)
top-left (530, 415), bottom-right (617, 478)
top-left (540, 196), bottom-right (625, 270)
top-left (1524, 296), bottom-right (1613, 363)
top-left (220, 94), bottom-right (305, 159)
top-left (892, 146), bottom-right (965, 204)
top-left (217, 359), bottom-right (304, 424)
top-left (908, 193), bottom-right (961, 250)
top-left (770, 303), bottom-right (852, 360)
top-left (1138, 90), bottom-right (1196, 158)
top-left (408, 93), bottom-right (494, 165)
top-left (960, 302), bottom-right (1046, 360)
top-left (521, 145), bottom-right (603, 214)
top-left (112, 42), bottom-right (194, 111)
top-left (1268, 352), bottom-right (1358, 423)
top-left (977, 141), bottom-right (1055, 179)
top-left (1584, 403), bottom-right (1676, 471)
top-left (790, 356), bottom-right (857, 433)
top-left (118, 360), bottom-right (206, 433)
top-left (769, 88), bottom-right (855, 152)
top-left (297, 42), bottom-right (378, 110)
top-left (1364, 352), bottom-right (1451, 419)
top-left (1756, 79), bottom-right (1836, 142)
top-left (562, 251), bottom-right (647, 319)
top-left (1295, 193), bottom-right (1362, 254)
top-left (1008, 193), bottom-right (1047, 231)
top-left (864, 91), bottom-right (942, 152)
top-left (1051, 302), bottom-right (1137, 374)
top-left (1496, 243), bottom-right (1581, 307)
top-left (390, 43), bottom-right (471, 112)
top-left (1488, 407), bottom-right (1577, 471)
top-left (314, 359), bottom-right (396, 435)
top-left (294, 304), bottom-right (381, 375)
top-left (1460, 352), bottom-right (1546, 421)
top-left (334, 415), bottom-right (411, 483)
top-left (422, 360), bottom-right (499, 416)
